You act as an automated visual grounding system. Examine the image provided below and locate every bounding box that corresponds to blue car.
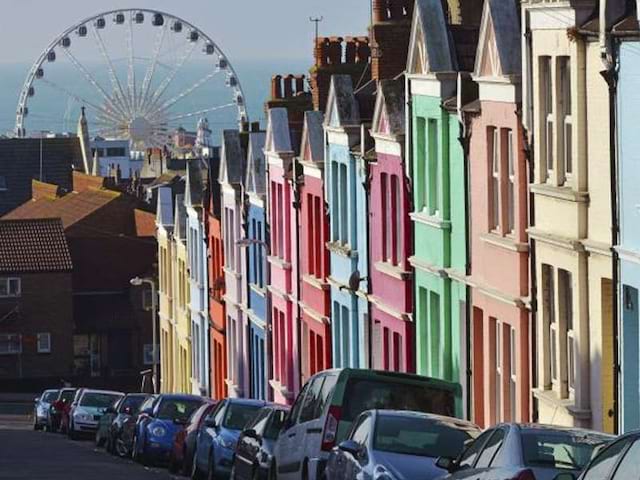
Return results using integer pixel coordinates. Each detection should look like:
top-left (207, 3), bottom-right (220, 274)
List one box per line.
top-left (191, 398), bottom-right (267, 480)
top-left (326, 410), bottom-right (480, 480)
top-left (132, 393), bottom-right (204, 466)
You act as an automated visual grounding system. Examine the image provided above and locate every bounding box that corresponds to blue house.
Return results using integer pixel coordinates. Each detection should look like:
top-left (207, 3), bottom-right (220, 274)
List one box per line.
top-left (244, 131), bottom-right (268, 400)
top-left (324, 75), bottom-right (370, 368)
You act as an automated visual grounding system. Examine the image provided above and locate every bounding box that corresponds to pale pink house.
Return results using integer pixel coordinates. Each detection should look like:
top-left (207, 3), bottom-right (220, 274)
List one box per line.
top-left (369, 79), bottom-right (414, 372)
top-left (468, 0), bottom-right (530, 427)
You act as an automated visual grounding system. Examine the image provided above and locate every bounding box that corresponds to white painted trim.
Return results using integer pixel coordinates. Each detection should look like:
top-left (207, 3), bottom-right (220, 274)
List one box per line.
top-left (300, 160), bottom-right (323, 179)
top-left (369, 295), bottom-right (412, 322)
top-left (326, 130), bottom-right (351, 147)
top-left (300, 302), bottom-right (330, 325)
top-left (248, 193), bottom-right (264, 208)
top-left (528, 6), bottom-right (576, 30)
top-left (407, 76), bottom-right (442, 97)
top-left (617, 246), bottom-right (640, 264)
top-left (477, 82), bottom-right (520, 103)
top-left (372, 136), bottom-right (403, 157)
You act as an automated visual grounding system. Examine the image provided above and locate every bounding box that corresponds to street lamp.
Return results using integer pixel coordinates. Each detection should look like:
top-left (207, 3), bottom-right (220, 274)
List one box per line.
top-left (130, 276), bottom-right (158, 393)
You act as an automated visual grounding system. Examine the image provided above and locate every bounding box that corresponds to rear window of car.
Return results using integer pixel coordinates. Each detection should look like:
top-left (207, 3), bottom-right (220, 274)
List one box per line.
top-left (60, 390), bottom-right (75, 403)
top-left (80, 393), bottom-right (122, 408)
top-left (119, 396), bottom-right (147, 414)
top-left (373, 415), bottom-right (479, 459)
top-left (42, 391), bottom-right (59, 403)
top-left (522, 431), bottom-right (612, 471)
top-left (157, 399), bottom-right (202, 420)
top-left (222, 404), bottom-right (262, 430)
top-left (342, 378), bottom-right (456, 422)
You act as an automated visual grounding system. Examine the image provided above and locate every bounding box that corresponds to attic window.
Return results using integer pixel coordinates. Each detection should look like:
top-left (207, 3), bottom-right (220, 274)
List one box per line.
top-left (0, 176), bottom-right (7, 191)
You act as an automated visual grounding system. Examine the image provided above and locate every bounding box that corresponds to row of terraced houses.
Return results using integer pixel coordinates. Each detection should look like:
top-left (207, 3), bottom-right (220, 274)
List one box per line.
top-left (155, 0), bottom-right (640, 434)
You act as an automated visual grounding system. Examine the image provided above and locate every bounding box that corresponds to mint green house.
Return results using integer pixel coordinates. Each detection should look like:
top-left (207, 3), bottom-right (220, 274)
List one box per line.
top-left (406, 0), bottom-right (477, 412)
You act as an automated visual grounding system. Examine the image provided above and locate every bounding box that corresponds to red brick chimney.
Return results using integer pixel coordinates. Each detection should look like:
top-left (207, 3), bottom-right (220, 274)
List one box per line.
top-left (445, 0), bottom-right (483, 26)
top-left (370, 0), bottom-right (415, 82)
top-left (310, 36), bottom-right (371, 112)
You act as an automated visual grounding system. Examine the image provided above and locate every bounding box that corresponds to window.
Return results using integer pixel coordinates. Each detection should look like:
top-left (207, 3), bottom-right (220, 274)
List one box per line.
top-left (522, 431), bottom-right (612, 472)
top-left (459, 429), bottom-right (494, 467)
top-left (509, 327), bottom-right (516, 421)
top-left (286, 382), bottom-right (310, 428)
top-left (0, 277), bottom-right (21, 297)
top-left (611, 438), bottom-right (640, 479)
top-left (559, 269), bottom-right (575, 396)
top-left (106, 147), bottom-right (126, 157)
top-left (0, 334), bottom-right (21, 355)
top-left (559, 56), bottom-right (572, 181)
top-left (393, 175), bottom-right (402, 263)
top-left (339, 163), bottom-right (348, 243)
top-left (331, 163), bottom-right (339, 242)
top-left (427, 119), bottom-right (439, 216)
top-left (0, 176), bottom-right (7, 191)
top-left (581, 438), bottom-right (631, 480)
top-left (476, 428), bottom-right (506, 468)
top-left (506, 129), bottom-right (515, 234)
top-left (493, 318), bottom-right (501, 423)
top-left (489, 127), bottom-right (500, 231)
top-left (540, 56), bottom-right (553, 180)
top-left (381, 172), bottom-right (389, 261)
top-left (299, 376), bottom-right (324, 423)
top-left (429, 291), bottom-right (440, 377)
top-left (542, 264), bottom-right (557, 389)
top-left (351, 414), bottom-right (373, 446)
top-left (277, 184), bottom-right (284, 257)
top-left (416, 117), bottom-right (427, 211)
top-left (37, 333), bottom-right (51, 353)
top-left (314, 195), bottom-right (322, 276)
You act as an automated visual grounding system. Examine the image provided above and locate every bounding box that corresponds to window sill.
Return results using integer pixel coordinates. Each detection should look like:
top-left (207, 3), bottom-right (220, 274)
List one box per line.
top-left (222, 267), bottom-right (241, 278)
top-left (267, 256), bottom-right (292, 270)
top-left (326, 241), bottom-right (356, 258)
top-left (480, 233), bottom-right (529, 253)
top-left (532, 388), bottom-right (591, 420)
top-left (410, 211), bottom-right (451, 230)
top-left (529, 183), bottom-right (589, 203)
top-left (302, 274), bottom-right (331, 291)
top-left (268, 379), bottom-right (294, 400)
top-left (249, 284), bottom-right (266, 297)
top-left (374, 261), bottom-right (412, 280)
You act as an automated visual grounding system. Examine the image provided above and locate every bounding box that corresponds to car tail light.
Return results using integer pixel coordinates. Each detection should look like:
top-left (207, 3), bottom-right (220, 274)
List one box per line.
top-left (321, 405), bottom-right (342, 451)
top-left (511, 469), bottom-right (536, 480)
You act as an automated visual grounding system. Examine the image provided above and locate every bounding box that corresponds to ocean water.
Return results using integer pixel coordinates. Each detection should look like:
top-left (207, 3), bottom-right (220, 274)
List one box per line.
top-left (0, 58), bottom-right (309, 144)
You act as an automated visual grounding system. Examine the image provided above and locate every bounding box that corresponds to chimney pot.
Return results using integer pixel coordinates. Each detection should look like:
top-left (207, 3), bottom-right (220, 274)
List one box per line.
top-left (372, 0), bottom-right (388, 22)
top-left (315, 37), bottom-right (330, 67)
top-left (271, 75), bottom-right (283, 99)
top-left (294, 75), bottom-right (305, 94)
top-left (328, 37), bottom-right (344, 65)
top-left (284, 74), bottom-right (295, 98)
top-left (356, 37), bottom-right (371, 63)
top-left (345, 37), bottom-right (357, 63)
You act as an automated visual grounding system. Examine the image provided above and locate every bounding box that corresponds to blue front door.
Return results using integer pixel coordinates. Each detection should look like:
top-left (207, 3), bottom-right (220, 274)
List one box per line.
top-left (250, 323), bottom-right (266, 400)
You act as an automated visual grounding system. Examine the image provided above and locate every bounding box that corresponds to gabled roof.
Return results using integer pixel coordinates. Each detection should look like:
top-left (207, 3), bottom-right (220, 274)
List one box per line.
top-left (0, 218), bottom-right (72, 273)
top-left (219, 130), bottom-right (245, 186)
top-left (473, 0), bottom-right (521, 80)
top-left (372, 79), bottom-right (406, 137)
top-left (265, 108), bottom-right (293, 154)
top-left (407, 0), bottom-right (457, 75)
top-left (174, 194), bottom-right (187, 240)
top-left (325, 75), bottom-right (360, 128)
top-left (185, 159), bottom-right (204, 208)
top-left (300, 111), bottom-right (325, 164)
top-left (156, 186), bottom-right (174, 228)
top-left (245, 131), bottom-right (267, 196)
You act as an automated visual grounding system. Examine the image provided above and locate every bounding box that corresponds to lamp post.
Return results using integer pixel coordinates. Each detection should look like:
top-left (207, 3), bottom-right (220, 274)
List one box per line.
top-left (130, 276), bottom-right (158, 393)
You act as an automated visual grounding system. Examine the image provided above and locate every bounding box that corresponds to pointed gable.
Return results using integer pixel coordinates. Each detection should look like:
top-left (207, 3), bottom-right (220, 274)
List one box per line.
top-left (324, 75), bottom-right (360, 128)
top-left (219, 129), bottom-right (245, 186)
top-left (185, 159), bottom-right (204, 208)
top-left (473, 0), bottom-right (521, 80)
top-left (265, 108), bottom-right (293, 155)
top-left (372, 79), bottom-right (406, 138)
top-left (300, 111), bottom-right (325, 164)
top-left (156, 186), bottom-right (174, 229)
top-left (245, 131), bottom-right (267, 196)
top-left (174, 194), bottom-right (187, 240)
top-left (407, 0), bottom-right (457, 75)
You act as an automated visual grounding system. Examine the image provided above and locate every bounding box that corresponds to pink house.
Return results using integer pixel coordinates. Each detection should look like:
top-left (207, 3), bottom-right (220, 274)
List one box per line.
top-left (265, 108), bottom-right (299, 405)
top-left (369, 79), bottom-right (414, 372)
top-left (468, 0), bottom-right (530, 427)
top-left (297, 111), bottom-right (332, 383)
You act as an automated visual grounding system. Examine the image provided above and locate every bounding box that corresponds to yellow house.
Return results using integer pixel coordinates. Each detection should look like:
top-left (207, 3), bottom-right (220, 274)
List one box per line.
top-left (157, 189), bottom-right (192, 394)
top-left (522, 0), bottom-right (615, 432)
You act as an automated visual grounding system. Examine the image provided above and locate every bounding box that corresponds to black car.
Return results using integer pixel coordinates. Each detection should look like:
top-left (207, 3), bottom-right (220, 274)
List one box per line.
top-left (110, 394), bottom-right (156, 457)
top-left (230, 405), bottom-right (289, 480)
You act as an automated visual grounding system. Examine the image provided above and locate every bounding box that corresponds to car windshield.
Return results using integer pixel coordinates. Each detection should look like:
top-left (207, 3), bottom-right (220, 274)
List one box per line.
top-left (222, 404), bottom-right (261, 430)
top-left (119, 396), bottom-right (147, 414)
top-left (42, 391), bottom-right (59, 403)
top-left (80, 393), bottom-right (122, 408)
top-left (60, 390), bottom-right (75, 403)
top-left (522, 431), bottom-right (612, 470)
top-left (157, 399), bottom-right (202, 420)
top-left (343, 378), bottom-right (456, 422)
top-left (264, 409), bottom-right (288, 440)
top-left (373, 415), bottom-right (478, 459)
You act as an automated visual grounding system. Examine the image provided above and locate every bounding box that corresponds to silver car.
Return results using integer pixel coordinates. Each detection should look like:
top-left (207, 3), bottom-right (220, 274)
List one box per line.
top-left (33, 389), bottom-right (59, 431)
top-left (68, 389), bottom-right (123, 440)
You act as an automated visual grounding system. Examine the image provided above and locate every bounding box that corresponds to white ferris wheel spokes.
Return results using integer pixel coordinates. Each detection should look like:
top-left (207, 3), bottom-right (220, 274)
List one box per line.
top-left (15, 9), bottom-right (249, 149)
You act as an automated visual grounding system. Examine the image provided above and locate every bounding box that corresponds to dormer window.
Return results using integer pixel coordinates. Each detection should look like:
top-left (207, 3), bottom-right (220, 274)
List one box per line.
top-left (0, 277), bottom-right (21, 297)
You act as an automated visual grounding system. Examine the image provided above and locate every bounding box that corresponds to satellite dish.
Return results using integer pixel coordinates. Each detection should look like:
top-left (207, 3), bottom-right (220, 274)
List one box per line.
top-left (348, 270), bottom-right (363, 292)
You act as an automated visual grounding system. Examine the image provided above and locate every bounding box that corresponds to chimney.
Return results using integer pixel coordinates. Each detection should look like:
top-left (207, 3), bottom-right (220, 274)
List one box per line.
top-left (446, 0), bottom-right (482, 26)
top-left (370, 0), bottom-right (414, 82)
top-left (310, 36), bottom-right (371, 112)
top-left (265, 73), bottom-right (313, 146)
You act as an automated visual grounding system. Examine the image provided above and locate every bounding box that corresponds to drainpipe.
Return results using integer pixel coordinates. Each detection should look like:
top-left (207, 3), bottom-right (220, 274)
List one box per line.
top-left (361, 123), bottom-right (374, 369)
top-left (405, 76), bottom-right (417, 372)
top-left (600, 23), bottom-right (621, 434)
top-left (290, 154), bottom-right (303, 396)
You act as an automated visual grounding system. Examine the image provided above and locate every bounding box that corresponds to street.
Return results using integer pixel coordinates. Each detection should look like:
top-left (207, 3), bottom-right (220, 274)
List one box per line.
top-left (0, 412), bottom-right (177, 480)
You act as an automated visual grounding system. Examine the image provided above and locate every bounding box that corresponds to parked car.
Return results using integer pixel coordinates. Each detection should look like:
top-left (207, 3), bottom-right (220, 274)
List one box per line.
top-left (132, 393), bottom-right (204, 466)
top-left (48, 387), bottom-right (76, 433)
top-left (326, 410), bottom-right (480, 480)
top-left (104, 393), bottom-right (152, 454)
top-left (33, 389), bottom-right (59, 431)
top-left (96, 393), bottom-right (151, 449)
top-left (230, 404), bottom-right (290, 480)
top-left (436, 423), bottom-right (613, 480)
top-left (60, 388), bottom-right (85, 434)
top-left (273, 368), bottom-right (461, 480)
top-left (115, 394), bottom-right (157, 457)
top-left (67, 389), bottom-right (123, 440)
top-left (556, 431), bottom-right (640, 480)
top-left (169, 400), bottom-right (217, 475)
top-left (191, 398), bottom-right (267, 480)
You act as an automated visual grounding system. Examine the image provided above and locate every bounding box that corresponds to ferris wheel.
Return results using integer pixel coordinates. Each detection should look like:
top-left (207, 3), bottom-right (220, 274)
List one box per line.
top-left (15, 9), bottom-right (249, 148)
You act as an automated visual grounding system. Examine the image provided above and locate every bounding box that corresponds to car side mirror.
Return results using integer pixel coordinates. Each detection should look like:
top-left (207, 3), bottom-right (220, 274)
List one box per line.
top-left (435, 456), bottom-right (456, 473)
top-left (204, 417), bottom-right (217, 428)
top-left (338, 440), bottom-right (362, 458)
top-left (243, 428), bottom-right (257, 439)
top-left (553, 474), bottom-right (577, 480)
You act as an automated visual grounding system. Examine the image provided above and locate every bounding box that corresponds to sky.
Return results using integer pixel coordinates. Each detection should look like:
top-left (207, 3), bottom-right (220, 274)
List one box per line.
top-left (0, 0), bottom-right (370, 64)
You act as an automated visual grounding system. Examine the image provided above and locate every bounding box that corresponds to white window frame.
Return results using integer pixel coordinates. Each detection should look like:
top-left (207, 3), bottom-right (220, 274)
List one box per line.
top-left (506, 129), bottom-right (515, 235)
top-left (559, 56), bottom-right (573, 183)
top-left (560, 269), bottom-right (575, 398)
top-left (509, 326), bottom-right (517, 421)
top-left (0, 277), bottom-right (21, 298)
top-left (490, 127), bottom-right (500, 232)
top-left (37, 333), bottom-right (51, 354)
top-left (0, 334), bottom-right (22, 355)
top-left (540, 56), bottom-right (554, 181)
top-left (495, 319), bottom-right (502, 423)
